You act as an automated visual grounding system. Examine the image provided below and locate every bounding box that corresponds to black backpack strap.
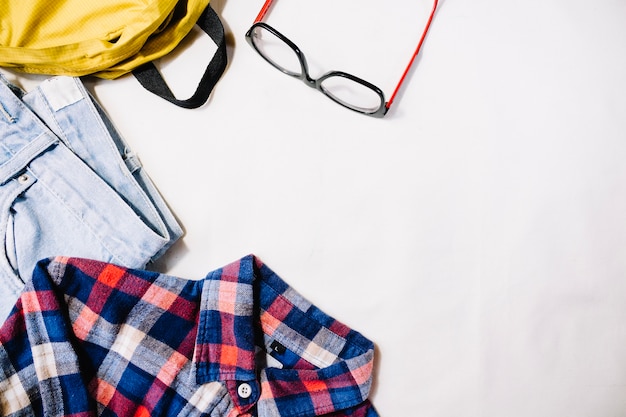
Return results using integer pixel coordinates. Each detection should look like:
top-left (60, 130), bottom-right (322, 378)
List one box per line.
top-left (132, 4), bottom-right (227, 109)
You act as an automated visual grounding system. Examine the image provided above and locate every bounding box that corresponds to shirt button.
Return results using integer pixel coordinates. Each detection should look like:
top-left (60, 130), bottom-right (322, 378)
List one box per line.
top-left (18, 174), bottom-right (29, 184)
top-left (237, 382), bottom-right (252, 399)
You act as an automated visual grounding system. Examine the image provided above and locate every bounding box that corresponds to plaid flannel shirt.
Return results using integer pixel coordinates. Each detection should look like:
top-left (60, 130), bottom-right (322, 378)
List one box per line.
top-left (0, 255), bottom-right (378, 417)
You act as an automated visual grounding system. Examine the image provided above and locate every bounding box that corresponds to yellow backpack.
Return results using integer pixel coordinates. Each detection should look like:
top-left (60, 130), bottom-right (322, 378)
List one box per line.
top-left (0, 0), bottom-right (227, 108)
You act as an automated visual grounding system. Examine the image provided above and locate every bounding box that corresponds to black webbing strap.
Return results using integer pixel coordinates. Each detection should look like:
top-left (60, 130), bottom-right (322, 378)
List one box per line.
top-left (132, 4), bottom-right (227, 109)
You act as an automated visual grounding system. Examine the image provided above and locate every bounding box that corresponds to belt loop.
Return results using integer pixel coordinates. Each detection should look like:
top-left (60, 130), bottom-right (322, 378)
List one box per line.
top-left (123, 149), bottom-right (143, 173)
top-left (0, 102), bottom-right (17, 123)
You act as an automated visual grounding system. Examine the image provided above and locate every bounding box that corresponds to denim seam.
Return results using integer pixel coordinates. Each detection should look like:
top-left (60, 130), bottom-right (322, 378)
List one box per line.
top-left (0, 178), bottom-right (35, 291)
top-left (0, 102), bottom-right (17, 123)
top-left (30, 89), bottom-right (74, 151)
top-left (73, 80), bottom-right (172, 243)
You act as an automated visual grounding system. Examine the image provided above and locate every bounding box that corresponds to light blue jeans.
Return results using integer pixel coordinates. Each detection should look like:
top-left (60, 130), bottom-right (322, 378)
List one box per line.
top-left (0, 75), bottom-right (183, 321)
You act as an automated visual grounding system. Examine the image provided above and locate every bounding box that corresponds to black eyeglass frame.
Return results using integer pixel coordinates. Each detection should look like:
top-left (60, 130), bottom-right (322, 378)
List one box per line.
top-left (245, 22), bottom-right (388, 117)
top-left (245, 0), bottom-right (439, 118)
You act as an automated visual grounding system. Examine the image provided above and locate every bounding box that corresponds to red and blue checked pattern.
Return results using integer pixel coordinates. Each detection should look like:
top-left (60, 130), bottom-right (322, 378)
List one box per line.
top-left (0, 255), bottom-right (378, 417)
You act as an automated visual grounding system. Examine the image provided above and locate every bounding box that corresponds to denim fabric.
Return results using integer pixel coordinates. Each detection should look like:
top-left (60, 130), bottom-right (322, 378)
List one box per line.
top-left (0, 75), bottom-right (183, 322)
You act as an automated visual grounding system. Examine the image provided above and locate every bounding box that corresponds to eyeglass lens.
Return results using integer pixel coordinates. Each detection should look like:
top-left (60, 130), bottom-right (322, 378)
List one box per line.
top-left (319, 76), bottom-right (384, 113)
top-left (249, 25), bottom-right (384, 113)
top-left (249, 26), bottom-right (301, 76)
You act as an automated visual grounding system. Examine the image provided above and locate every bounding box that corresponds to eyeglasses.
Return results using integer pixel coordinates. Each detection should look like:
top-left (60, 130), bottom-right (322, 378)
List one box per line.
top-left (245, 0), bottom-right (439, 118)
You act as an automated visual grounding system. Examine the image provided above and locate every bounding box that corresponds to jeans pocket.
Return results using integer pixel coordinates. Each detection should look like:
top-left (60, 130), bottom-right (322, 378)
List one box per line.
top-left (19, 144), bottom-right (171, 272)
top-left (0, 171), bottom-right (38, 322)
top-left (0, 172), bottom-right (36, 283)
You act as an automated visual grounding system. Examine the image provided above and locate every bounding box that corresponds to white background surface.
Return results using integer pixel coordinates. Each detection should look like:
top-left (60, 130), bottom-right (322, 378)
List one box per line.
top-left (4, 0), bottom-right (626, 415)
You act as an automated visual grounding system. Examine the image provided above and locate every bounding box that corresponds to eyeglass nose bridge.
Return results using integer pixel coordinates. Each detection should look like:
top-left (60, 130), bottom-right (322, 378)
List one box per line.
top-left (303, 75), bottom-right (317, 88)
top-left (290, 54), bottom-right (314, 87)
top-left (285, 44), bottom-right (322, 91)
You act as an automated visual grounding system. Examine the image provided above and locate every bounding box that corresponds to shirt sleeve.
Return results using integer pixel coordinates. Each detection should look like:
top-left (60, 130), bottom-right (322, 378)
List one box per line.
top-left (0, 257), bottom-right (93, 417)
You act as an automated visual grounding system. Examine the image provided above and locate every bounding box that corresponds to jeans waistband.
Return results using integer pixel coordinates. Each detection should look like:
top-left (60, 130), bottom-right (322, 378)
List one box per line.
top-left (0, 77), bottom-right (59, 184)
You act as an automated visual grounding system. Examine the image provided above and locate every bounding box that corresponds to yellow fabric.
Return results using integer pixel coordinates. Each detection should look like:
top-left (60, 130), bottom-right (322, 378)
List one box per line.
top-left (0, 0), bottom-right (210, 78)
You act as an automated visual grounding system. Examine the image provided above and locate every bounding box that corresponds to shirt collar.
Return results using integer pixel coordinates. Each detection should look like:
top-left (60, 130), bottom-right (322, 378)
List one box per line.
top-left (195, 254), bottom-right (258, 383)
top-left (194, 255), bottom-right (376, 417)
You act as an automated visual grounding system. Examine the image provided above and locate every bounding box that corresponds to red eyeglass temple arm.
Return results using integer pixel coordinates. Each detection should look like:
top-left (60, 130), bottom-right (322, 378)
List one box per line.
top-left (254, 0), bottom-right (275, 23)
top-left (386, 0), bottom-right (438, 110)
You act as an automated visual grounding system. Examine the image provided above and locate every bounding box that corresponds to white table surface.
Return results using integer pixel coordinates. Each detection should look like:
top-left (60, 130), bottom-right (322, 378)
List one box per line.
top-left (3, 0), bottom-right (626, 415)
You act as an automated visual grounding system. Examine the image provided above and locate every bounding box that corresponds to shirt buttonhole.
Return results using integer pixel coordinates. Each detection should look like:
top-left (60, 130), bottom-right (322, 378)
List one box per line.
top-left (270, 340), bottom-right (286, 355)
